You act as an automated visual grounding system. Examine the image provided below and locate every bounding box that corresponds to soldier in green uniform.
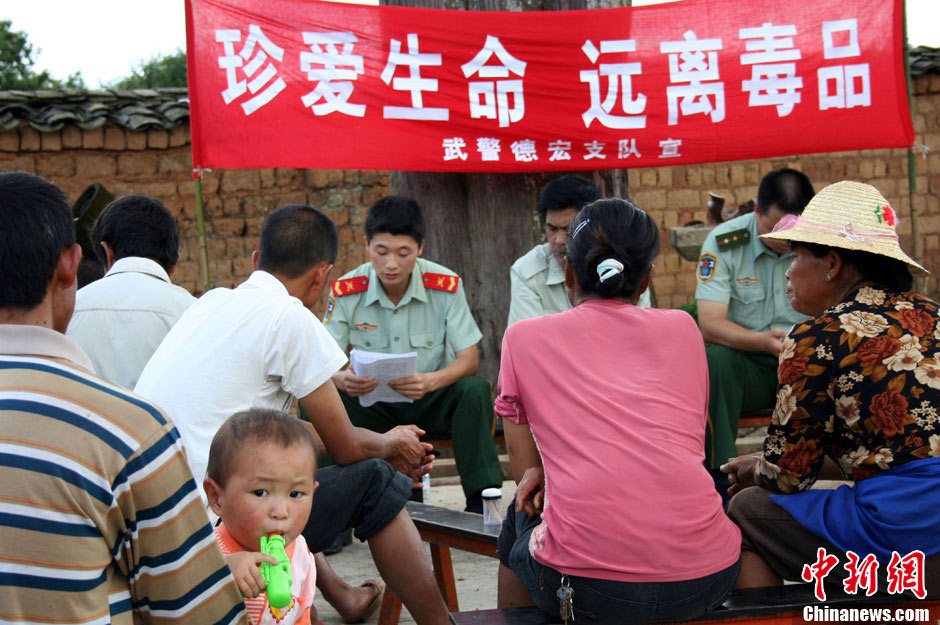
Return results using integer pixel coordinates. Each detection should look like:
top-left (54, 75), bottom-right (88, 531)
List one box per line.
top-left (323, 196), bottom-right (503, 513)
top-left (509, 175), bottom-right (649, 326)
top-left (695, 168), bottom-right (814, 499)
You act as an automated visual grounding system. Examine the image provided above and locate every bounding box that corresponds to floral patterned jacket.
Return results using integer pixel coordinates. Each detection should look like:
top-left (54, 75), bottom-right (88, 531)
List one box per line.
top-left (757, 286), bottom-right (940, 493)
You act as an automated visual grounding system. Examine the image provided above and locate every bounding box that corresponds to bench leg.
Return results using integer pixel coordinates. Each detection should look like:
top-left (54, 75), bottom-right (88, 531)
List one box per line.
top-left (375, 544), bottom-right (459, 625)
top-left (430, 543), bottom-right (459, 613)
top-left (377, 587), bottom-right (402, 625)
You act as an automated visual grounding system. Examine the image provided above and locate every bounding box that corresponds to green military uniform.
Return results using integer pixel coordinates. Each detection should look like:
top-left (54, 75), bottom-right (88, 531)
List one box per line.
top-left (508, 242), bottom-right (651, 326)
top-left (695, 211), bottom-right (807, 469)
top-left (323, 257), bottom-right (503, 498)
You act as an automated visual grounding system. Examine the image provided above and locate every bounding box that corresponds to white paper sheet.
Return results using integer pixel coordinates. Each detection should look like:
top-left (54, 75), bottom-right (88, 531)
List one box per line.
top-left (350, 349), bottom-right (418, 407)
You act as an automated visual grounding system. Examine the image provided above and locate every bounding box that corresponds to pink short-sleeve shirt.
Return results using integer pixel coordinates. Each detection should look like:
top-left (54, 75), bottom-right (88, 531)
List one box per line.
top-left (496, 300), bottom-right (740, 582)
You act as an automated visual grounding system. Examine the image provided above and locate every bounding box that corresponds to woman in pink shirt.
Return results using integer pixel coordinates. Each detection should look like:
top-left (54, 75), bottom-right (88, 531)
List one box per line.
top-left (496, 199), bottom-right (741, 624)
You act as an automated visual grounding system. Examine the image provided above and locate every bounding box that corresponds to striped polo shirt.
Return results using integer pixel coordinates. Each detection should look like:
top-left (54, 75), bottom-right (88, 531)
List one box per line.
top-left (0, 325), bottom-right (247, 625)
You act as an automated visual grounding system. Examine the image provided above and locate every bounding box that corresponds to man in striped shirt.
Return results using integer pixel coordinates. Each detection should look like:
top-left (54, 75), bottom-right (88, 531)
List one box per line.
top-left (0, 171), bottom-right (247, 625)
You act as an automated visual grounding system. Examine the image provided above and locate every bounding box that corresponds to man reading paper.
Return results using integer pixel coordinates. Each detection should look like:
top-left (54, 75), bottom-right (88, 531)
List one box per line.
top-left (320, 196), bottom-right (503, 513)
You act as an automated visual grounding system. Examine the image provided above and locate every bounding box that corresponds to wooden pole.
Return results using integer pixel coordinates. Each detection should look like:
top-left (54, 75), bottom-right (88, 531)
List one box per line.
top-left (902, 0), bottom-right (924, 292)
top-left (193, 170), bottom-right (213, 292)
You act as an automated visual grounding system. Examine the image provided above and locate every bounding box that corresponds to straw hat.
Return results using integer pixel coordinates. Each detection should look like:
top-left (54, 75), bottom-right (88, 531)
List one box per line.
top-left (760, 181), bottom-right (928, 277)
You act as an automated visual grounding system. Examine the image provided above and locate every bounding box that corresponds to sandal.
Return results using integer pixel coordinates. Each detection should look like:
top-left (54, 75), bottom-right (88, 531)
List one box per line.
top-left (349, 579), bottom-right (385, 623)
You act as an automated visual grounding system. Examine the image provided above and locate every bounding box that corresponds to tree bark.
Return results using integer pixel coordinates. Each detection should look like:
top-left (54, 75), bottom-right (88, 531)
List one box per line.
top-left (386, 0), bottom-right (631, 384)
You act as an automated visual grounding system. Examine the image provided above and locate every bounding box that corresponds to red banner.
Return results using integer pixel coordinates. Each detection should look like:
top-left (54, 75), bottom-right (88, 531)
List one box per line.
top-left (185, 0), bottom-right (913, 172)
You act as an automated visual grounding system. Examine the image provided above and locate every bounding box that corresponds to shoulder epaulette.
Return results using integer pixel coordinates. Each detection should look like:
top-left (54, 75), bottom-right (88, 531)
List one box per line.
top-left (422, 272), bottom-right (459, 293)
top-left (331, 276), bottom-right (369, 297)
top-left (715, 228), bottom-right (750, 251)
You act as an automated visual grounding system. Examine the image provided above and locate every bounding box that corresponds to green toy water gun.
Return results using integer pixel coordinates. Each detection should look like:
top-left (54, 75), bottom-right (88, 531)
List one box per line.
top-left (259, 533), bottom-right (292, 609)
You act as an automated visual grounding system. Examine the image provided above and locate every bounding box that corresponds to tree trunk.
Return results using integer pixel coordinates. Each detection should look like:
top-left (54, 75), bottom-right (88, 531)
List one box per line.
top-left (387, 0), bottom-right (631, 385)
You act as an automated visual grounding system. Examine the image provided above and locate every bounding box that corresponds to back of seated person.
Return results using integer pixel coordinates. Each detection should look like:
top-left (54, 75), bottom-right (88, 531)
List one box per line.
top-left (66, 195), bottom-right (195, 389)
top-left (495, 198), bottom-right (741, 625)
top-left (135, 202), bottom-right (450, 625)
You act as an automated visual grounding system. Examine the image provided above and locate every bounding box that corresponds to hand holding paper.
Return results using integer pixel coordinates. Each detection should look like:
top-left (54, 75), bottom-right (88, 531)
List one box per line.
top-left (349, 349), bottom-right (418, 407)
top-left (388, 372), bottom-right (436, 401)
top-left (340, 371), bottom-right (380, 397)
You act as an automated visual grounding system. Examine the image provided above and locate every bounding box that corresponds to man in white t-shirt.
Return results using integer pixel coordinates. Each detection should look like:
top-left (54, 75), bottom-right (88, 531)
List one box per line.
top-left (135, 204), bottom-right (449, 625)
top-left (67, 195), bottom-right (195, 389)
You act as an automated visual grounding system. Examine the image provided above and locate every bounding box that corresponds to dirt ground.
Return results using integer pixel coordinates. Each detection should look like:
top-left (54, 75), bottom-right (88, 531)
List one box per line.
top-left (315, 480), bottom-right (517, 625)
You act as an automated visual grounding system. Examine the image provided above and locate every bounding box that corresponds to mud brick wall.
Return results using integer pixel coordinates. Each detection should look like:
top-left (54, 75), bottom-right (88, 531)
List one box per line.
top-left (0, 124), bottom-right (389, 315)
top-left (0, 73), bottom-right (938, 315)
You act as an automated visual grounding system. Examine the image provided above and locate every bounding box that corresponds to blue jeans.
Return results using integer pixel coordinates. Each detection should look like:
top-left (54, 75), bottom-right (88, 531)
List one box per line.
top-left (498, 502), bottom-right (740, 625)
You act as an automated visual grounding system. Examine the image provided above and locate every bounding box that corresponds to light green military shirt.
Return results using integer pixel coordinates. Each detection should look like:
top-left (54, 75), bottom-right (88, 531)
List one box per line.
top-left (507, 242), bottom-right (652, 326)
top-left (695, 211), bottom-right (807, 332)
top-left (324, 258), bottom-right (482, 373)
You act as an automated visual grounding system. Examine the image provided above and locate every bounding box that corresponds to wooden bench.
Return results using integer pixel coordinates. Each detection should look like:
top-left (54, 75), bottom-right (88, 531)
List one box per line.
top-left (425, 410), bottom-right (763, 452)
top-left (422, 431), bottom-right (506, 450)
top-left (422, 419), bottom-right (505, 451)
top-left (451, 585), bottom-right (940, 624)
top-left (378, 502), bottom-right (500, 625)
top-left (420, 379), bottom-right (504, 451)
top-left (739, 408), bottom-right (772, 429)
top-left (380, 504), bottom-right (940, 625)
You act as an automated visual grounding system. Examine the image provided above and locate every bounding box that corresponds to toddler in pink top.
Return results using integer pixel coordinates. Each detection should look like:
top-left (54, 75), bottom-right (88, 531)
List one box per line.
top-left (204, 409), bottom-right (319, 625)
top-left (496, 199), bottom-right (740, 625)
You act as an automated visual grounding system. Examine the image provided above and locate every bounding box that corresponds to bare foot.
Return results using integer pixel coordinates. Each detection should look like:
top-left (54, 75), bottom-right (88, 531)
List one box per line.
top-left (335, 579), bottom-right (385, 623)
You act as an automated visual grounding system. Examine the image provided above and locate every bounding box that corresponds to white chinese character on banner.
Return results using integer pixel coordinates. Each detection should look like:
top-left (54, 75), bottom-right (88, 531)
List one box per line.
top-left (511, 140), bottom-right (538, 162)
top-left (548, 140), bottom-right (572, 161)
top-left (818, 19), bottom-right (870, 110)
top-left (442, 138), bottom-right (469, 161)
top-left (584, 141), bottom-right (606, 159)
top-left (580, 39), bottom-right (647, 129)
top-left (618, 138), bottom-right (641, 159)
top-left (660, 31), bottom-right (725, 125)
top-left (216, 25), bottom-right (287, 115)
top-left (659, 138), bottom-right (682, 158)
top-left (300, 32), bottom-right (366, 117)
top-left (822, 19), bottom-right (861, 59)
top-left (461, 35), bottom-right (527, 128)
top-left (381, 34), bottom-right (448, 120)
top-left (476, 138), bottom-right (501, 161)
top-left (739, 23), bottom-right (803, 116)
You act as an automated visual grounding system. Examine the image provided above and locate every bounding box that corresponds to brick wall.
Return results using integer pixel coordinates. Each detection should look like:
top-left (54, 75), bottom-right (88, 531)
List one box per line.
top-left (0, 125), bottom-right (389, 315)
top-left (0, 72), bottom-right (938, 315)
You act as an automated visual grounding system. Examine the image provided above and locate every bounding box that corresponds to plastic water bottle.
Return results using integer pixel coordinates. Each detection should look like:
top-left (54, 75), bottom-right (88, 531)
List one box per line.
top-left (421, 471), bottom-right (431, 503)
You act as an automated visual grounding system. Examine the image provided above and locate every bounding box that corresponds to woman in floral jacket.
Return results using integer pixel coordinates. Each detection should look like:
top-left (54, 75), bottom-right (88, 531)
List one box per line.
top-left (723, 181), bottom-right (940, 596)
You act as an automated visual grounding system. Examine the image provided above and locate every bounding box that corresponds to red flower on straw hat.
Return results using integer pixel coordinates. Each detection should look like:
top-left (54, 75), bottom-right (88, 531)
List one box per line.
top-left (874, 204), bottom-right (896, 227)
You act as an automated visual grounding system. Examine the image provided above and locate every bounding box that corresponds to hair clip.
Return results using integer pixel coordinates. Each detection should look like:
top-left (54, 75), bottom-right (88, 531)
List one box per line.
top-left (597, 258), bottom-right (624, 282)
top-left (571, 219), bottom-right (591, 239)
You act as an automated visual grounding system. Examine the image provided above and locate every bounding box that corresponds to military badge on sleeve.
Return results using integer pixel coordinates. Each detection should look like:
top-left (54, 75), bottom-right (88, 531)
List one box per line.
top-left (698, 253), bottom-right (718, 282)
top-left (323, 295), bottom-right (335, 324)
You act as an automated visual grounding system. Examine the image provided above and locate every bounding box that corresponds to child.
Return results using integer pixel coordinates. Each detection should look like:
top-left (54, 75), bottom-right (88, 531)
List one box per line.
top-left (204, 409), bottom-right (319, 625)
